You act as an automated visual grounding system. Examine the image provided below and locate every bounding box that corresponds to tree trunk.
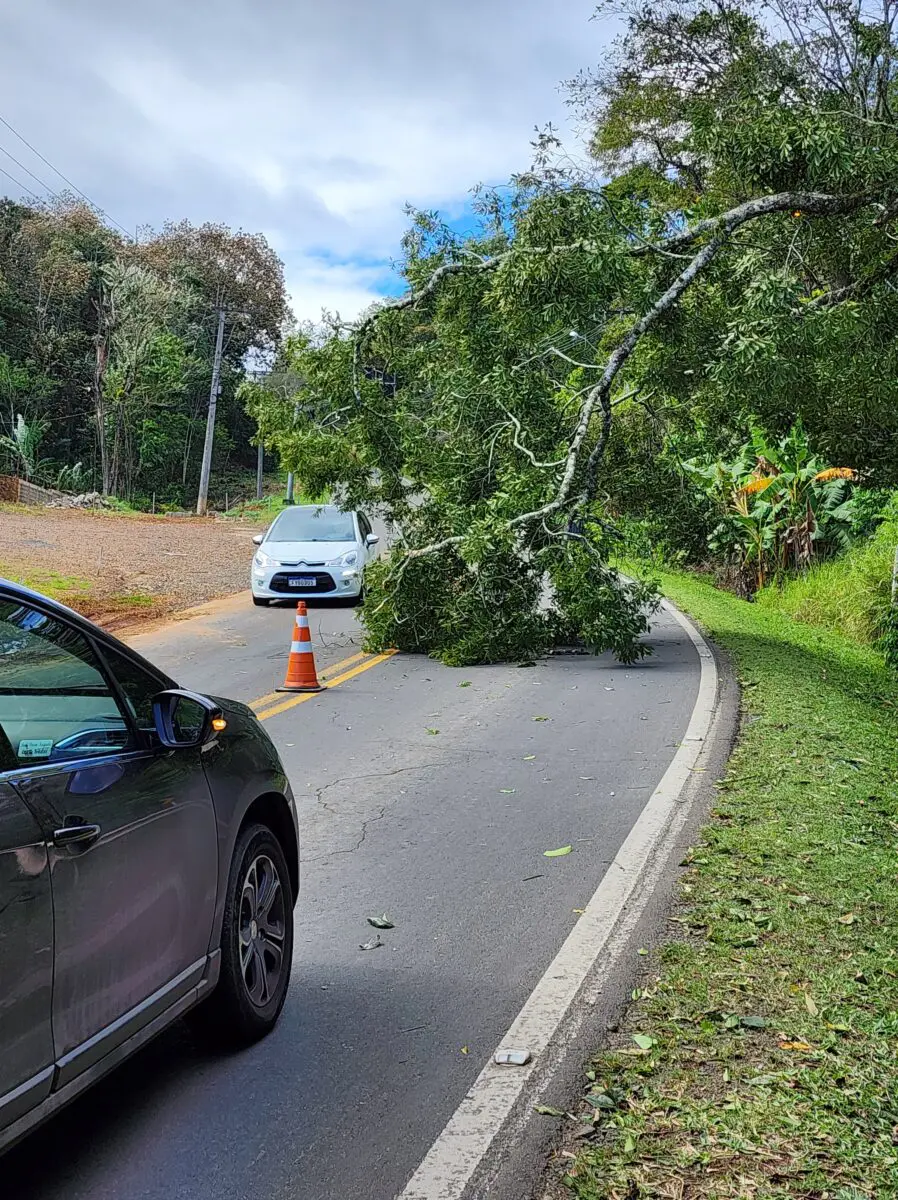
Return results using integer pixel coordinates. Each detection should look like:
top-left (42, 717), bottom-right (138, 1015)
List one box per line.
top-left (93, 335), bottom-right (110, 494)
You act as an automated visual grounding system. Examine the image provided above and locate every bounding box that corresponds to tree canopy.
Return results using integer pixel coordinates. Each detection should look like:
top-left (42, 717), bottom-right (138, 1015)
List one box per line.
top-left (0, 197), bottom-right (288, 506)
top-left (251, 0), bottom-right (898, 665)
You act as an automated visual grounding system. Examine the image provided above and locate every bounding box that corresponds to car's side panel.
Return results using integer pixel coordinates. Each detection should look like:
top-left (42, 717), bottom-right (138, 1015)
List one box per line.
top-left (0, 963), bottom-right (218, 1155)
top-left (0, 781), bottom-right (55, 1128)
top-left (14, 749), bottom-right (219, 1082)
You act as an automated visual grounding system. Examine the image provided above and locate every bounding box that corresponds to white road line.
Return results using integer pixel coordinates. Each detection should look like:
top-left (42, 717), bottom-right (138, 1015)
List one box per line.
top-left (396, 598), bottom-right (719, 1200)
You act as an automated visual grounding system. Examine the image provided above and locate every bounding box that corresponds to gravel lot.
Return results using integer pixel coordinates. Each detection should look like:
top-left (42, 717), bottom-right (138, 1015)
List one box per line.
top-left (0, 507), bottom-right (262, 627)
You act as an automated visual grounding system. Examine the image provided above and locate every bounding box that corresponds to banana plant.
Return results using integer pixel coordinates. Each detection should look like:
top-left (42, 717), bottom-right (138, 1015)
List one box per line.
top-left (0, 413), bottom-right (49, 481)
top-left (682, 420), bottom-right (856, 593)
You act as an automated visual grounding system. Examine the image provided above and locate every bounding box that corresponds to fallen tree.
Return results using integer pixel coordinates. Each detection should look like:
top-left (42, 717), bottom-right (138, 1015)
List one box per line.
top-left (249, 0), bottom-right (898, 664)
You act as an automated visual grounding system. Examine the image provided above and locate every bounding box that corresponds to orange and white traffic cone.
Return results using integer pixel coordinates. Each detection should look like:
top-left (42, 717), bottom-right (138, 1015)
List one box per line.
top-left (277, 601), bottom-right (325, 692)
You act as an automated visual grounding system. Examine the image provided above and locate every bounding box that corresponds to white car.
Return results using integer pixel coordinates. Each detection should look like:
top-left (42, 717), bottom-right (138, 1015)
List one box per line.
top-left (251, 505), bottom-right (379, 606)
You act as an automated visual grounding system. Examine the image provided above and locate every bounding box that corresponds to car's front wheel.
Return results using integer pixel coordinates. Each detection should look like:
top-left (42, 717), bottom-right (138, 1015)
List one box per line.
top-left (189, 823), bottom-right (294, 1046)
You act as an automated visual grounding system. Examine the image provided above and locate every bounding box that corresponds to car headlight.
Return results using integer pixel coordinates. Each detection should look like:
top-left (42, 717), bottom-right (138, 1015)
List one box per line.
top-left (254, 550), bottom-right (276, 569)
top-left (331, 550), bottom-right (359, 568)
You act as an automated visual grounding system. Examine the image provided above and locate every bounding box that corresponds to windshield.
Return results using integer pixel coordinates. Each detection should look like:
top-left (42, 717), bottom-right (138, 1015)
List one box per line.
top-left (267, 508), bottom-right (356, 543)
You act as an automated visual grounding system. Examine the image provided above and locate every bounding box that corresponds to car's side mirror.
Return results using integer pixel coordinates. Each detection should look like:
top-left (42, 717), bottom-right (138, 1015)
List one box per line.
top-left (365, 533), bottom-right (380, 546)
top-left (152, 689), bottom-right (225, 749)
top-left (252, 534), bottom-right (264, 547)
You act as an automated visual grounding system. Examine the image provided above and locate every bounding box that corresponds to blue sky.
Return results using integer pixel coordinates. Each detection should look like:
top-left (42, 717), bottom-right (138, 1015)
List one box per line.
top-left (0, 0), bottom-right (610, 322)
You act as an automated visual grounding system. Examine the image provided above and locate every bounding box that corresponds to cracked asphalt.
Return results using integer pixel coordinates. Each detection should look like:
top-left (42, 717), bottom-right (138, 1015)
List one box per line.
top-left (3, 590), bottom-right (700, 1200)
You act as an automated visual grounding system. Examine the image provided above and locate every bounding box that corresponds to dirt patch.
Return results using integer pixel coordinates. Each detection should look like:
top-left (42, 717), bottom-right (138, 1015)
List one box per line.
top-left (0, 506), bottom-right (263, 629)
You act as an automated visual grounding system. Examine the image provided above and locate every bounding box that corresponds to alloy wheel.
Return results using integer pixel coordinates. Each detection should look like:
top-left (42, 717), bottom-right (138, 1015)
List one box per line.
top-left (238, 854), bottom-right (286, 1008)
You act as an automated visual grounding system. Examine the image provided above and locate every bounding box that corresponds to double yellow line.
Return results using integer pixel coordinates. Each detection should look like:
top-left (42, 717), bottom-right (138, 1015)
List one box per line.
top-left (251, 649), bottom-right (397, 722)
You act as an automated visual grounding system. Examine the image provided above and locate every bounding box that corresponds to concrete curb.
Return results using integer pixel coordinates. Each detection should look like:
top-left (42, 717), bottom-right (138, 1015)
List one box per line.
top-left (396, 598), bottom-right (737, 1200)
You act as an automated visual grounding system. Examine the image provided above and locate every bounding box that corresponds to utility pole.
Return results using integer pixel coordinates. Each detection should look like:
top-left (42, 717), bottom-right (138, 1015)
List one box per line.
top-left (256, 442), bottom-right (264, 501)
top-left (196, 306), bottom-right (226, 516)
top-left (284, 397), bottom-right (300, 504)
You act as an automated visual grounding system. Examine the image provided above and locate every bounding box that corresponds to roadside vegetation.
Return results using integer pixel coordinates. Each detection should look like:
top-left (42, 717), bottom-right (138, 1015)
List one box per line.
top-left (244, 0), bottom-right (898, 668)
top-left (0, 207), bottom-right (287, 511)
top-left (549, 569), bottom-right (898, 1198)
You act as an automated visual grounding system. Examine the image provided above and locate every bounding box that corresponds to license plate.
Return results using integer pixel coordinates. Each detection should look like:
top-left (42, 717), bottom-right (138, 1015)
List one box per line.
top-left (289, 577), bottom-right (316, 588)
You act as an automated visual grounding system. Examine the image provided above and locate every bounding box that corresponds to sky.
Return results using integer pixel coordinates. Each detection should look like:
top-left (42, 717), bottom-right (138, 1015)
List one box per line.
top-left (0, 0), bottom-right (608, 323)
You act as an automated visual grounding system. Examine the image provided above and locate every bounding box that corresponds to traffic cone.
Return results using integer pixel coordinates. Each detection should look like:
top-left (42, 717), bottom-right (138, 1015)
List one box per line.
top-left (277, 601), bottom-right (325, 692)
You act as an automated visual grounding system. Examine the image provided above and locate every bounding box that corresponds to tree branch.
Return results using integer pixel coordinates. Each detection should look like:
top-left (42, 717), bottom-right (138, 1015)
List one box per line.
top-left (356, 189), bottom-right (876, 566)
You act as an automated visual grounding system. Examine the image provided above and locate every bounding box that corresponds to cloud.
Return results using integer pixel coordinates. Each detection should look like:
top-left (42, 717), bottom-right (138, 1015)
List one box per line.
top-left (0, 0), bottom-right (609, 320)
top-left (286, 257), bottom-right (400, 325)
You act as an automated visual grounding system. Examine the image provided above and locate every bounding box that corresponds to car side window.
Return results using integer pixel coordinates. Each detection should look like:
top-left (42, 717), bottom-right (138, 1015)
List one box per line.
top-left (99, 644), bottom-right (165, 735)
top-left (358, 513), bottom-right (371, 540)
top-left (0, 600), bottom-right (133, 768)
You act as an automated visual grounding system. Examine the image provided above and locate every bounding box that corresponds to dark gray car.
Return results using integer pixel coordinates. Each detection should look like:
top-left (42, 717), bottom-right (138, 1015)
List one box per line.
top-left (0, 580), bottom-right (298, 1154)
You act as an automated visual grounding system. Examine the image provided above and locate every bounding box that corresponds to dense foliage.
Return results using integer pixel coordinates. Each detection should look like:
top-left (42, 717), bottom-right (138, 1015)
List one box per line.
top-left (252, 0), bottom-right (898, 664)
top-left (0, 198), bottom-right (288, 507)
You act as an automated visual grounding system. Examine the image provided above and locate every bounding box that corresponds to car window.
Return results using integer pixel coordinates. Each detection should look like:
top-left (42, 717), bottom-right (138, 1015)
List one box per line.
top-left (267, 507), bottom-right (356, 542)
top-left (358, 513), bottom-right (371, 539)
top-left (100, 643), bottom-right (165, 734)
top-left (0, 600), bottom-right (133, 768)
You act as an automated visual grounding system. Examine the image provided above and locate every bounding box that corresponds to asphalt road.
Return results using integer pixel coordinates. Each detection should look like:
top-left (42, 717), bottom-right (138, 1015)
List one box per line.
top-left (3, 592), bottom-right (700, 1200)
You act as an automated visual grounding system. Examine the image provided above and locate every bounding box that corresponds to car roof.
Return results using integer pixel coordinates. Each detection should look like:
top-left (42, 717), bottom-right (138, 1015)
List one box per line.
top-left (274, 504), bottom-right (354, 515)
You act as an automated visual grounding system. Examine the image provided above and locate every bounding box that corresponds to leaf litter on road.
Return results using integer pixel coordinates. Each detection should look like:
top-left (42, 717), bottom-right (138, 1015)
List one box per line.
top-left (544, 845), bottom-right (573, 857)
top-left (359, 934), bottom-right (383, 951)
top-left (367, 914), bottom-right (394, 929)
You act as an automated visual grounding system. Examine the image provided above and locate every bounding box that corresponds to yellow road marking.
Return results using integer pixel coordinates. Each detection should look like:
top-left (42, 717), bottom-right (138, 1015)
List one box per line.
top-left (249, 649), bottom-right (370, 713)
top-left (255, 651), bottom-right (397, 722)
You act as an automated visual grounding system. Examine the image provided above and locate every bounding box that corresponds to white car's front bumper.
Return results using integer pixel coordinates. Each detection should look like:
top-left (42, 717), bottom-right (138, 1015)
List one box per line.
top-left (250, 563), bottom-right (363, 600)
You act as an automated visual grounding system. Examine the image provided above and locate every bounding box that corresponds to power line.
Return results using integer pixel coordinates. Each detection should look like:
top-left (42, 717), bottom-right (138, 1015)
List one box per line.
top-left (0, 142), bottom-right (60, 200)
top-left (0, 163), bottom-right (39, 202)
top-left (0, 112), bottom-right (134, 240)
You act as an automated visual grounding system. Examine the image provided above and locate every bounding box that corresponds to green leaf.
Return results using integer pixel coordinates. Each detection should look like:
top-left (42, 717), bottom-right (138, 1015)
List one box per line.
top-left (367, 914), bottom-right (394, 929)
top-left (458, 681), bottom-right (472, 688)
top-left (499, 788), bottom-right (517, 794)
top-left (523, 755), bottom-right (536, 760)
top-left (585, 1092), bottom-right (617, 1110)
top-left (740, 1015), bottom-right (768, 1029)
top-left (544, 845), bottom-right (573, 857)
top-left (534, 1105), bottom-right (565, 1117)
top-left (633, 1034), bottom-right (656, 1050)
top-left (426, 728), bottom-right (440, 735)
top-left (532, 715), bottom-right (551, 722)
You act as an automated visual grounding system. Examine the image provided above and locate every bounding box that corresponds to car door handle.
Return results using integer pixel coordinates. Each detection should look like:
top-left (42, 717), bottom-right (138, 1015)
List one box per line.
top-left (52, 823), bottom-right (101, 848)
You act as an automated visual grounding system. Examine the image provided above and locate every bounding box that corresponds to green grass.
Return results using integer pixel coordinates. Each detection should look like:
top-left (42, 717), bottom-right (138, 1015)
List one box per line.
top-left (754, 514), bottom-right (898, 648)
top-left (219, 492), bottom-right (328, 522)
top-left (0, 567), bottom-right (94, 600)
top-left (0, 565), bottom-right (158, 622)
top-left (560, 568), bottom-right (898, 1199)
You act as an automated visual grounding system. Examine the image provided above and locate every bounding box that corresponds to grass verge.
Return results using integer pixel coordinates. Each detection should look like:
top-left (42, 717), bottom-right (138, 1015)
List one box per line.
top-left (551, 568), bottom-right (898, 1199)
top-left (754, 506), bottom-right (898, 649)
